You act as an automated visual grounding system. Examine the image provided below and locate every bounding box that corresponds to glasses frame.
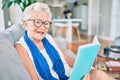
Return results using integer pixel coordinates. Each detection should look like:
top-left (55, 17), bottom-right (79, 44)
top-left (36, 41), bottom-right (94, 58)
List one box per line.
top-left (25, 19), bottom-right (52, 29)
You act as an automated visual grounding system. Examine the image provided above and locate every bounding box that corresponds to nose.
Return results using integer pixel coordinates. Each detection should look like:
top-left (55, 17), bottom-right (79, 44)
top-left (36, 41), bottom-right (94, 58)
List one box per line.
top-left (39, 23), bottom-right (46, 29)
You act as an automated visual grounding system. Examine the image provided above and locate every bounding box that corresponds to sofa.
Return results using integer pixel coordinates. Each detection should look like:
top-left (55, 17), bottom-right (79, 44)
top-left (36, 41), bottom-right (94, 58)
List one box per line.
top-left (0, 23), bottom-right (76, 80)
top-left (0, 23), bottom-right (31, 80)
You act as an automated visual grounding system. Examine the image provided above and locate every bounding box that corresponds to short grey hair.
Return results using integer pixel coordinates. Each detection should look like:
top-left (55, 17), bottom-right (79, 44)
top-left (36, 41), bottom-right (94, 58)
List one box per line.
top-left (22, 2), bottom-right (52, 20)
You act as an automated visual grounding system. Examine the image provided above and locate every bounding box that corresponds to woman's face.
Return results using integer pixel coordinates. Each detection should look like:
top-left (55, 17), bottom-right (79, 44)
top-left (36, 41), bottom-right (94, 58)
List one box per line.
top-left (24, 10), bottom-right (51, 42)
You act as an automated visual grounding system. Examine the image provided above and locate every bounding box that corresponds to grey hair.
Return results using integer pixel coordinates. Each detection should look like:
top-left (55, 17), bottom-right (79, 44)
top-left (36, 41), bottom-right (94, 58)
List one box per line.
top-left (22, 2), bottom-right (52, 20)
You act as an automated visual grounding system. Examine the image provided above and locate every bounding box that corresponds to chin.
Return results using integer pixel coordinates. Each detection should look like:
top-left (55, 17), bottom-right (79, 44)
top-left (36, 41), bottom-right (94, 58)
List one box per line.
top-left (33, 33), bottom-right (47, 41)
top-left (34, 36), bottom-right (44, 41)
top-left (35, 37), bottom-right (43, 41)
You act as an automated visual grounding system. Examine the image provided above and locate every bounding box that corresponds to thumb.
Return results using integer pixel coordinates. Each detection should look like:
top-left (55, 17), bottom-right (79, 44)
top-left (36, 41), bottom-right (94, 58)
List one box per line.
top-left (82, 74), bottom-right (90, 80)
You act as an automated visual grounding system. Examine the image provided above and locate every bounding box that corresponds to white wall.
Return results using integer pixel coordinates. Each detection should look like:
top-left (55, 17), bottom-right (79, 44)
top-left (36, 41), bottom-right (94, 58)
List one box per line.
top-left (72, 5), bottom-right (81, 18)
top-left (91, 0), bottom-right (99, 35)
top-left (110, 0), bottom-right (120, 40)
top-left (115, 0), bottom-right (120, 37)
top-left (98, 0), bottom-right (120, 40)
top-left (98, 0), bottom-right (112, 39)
top-left (81, 4), bottom-right (88, 30)
top-left (88, 0), bottom-right (120, 41)
top-left (9, 4), bottom-right (22, 24)
top-left (0, 2), bottom-right (5, 31)
top-left (88, 0), bottom-right (99, 35)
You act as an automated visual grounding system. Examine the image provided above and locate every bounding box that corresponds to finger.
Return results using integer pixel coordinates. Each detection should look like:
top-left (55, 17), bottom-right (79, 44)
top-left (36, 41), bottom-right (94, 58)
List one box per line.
top-left (82, 74), bottom-right (90, 80)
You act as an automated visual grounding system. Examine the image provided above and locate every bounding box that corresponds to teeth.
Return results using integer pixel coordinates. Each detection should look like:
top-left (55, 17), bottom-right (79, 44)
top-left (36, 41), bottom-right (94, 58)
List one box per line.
top-left (41, 32), bottom-right (44, 34)
top-left (41, 32), bottom-right (43, 34)
top-left (37, 31), bottom-right (44, 34)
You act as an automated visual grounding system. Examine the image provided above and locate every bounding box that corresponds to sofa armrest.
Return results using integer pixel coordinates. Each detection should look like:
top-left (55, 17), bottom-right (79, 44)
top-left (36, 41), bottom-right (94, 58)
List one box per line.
top-left (54, 37), bottom-right (76, 59)
top-left (64, 49), bottom-right (76, 59)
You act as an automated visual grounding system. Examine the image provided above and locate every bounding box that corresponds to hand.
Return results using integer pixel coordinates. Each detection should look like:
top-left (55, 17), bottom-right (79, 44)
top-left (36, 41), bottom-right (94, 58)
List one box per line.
top-left (82, 74), bottom-right (90, 80)
top-left (67, 13), bottom-right (72, 18)
top-left (68, 13), bottom-right (72, 16)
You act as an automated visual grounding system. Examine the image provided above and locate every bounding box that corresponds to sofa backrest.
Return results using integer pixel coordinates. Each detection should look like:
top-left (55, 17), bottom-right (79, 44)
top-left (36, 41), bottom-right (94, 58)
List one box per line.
top-left (2, 23), bottom-right (25, 45)
top-left (0, 24), bottom-right (32, 80)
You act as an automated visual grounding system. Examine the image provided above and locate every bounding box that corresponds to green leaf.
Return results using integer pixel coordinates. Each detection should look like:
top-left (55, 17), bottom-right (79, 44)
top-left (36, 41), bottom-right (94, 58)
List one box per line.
top-left (7, 1), bottom-right (13, 8)
top-left (16, 0), bottom-right (22, 4)
top-left (2, 1), bottom-right (7, 9)
top-left (1, 0), bottom-right (37, 11)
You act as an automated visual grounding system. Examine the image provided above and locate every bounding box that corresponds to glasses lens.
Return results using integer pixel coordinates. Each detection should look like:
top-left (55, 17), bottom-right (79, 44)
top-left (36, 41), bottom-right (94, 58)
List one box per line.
top-left (34, 20), bottom-right (42, 27)
top-left (44, 22), bottom-right (51, 28)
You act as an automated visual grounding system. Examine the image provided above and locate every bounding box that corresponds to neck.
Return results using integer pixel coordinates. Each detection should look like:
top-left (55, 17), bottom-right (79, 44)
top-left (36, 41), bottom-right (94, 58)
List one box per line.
top-left (30, 38), bottom-right (44, 50)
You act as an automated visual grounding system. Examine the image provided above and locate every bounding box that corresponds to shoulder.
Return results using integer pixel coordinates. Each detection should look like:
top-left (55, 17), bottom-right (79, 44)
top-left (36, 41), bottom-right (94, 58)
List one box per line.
top-left (15, 37), bottom-right (28, 57)
top-left (15, 37), bottom-right (30, 53)
top-left (15, 43), bottom-right (28, 57)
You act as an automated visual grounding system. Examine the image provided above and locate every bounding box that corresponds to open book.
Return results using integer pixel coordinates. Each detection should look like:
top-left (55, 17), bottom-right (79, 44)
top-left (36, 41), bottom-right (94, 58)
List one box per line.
top-left (70, 36), bottom-right (101, 80)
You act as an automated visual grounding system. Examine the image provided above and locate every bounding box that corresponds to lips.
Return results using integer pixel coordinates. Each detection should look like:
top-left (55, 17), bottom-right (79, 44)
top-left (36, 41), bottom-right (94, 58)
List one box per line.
top-left (36, 31), bottom-right (44, 35)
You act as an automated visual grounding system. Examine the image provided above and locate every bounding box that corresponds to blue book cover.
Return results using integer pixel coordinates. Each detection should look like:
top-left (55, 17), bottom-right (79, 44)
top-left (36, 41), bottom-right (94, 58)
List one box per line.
top-left (70, 36), bottom-right (101, 80)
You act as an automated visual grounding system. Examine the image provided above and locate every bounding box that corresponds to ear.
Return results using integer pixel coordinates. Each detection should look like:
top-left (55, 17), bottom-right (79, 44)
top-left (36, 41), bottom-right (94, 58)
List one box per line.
top-left (23, 21), bottom-right (28, 30)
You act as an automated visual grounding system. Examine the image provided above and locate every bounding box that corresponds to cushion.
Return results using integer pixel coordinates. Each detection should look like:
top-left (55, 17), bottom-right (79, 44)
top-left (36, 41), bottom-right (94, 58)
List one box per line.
top-left (2, 23), bottom-right (25, 45)
top-left (54, 37), bottom-right (67, 50)
top-left (0, 34), bottom-right (31, 80)
top-left (54, 37), bottom-right (76, 58)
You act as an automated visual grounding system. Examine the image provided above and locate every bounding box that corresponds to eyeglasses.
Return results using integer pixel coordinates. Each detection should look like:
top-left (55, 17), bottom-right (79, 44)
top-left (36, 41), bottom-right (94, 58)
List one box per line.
top-left (26, 19), bottom-right (52, 29)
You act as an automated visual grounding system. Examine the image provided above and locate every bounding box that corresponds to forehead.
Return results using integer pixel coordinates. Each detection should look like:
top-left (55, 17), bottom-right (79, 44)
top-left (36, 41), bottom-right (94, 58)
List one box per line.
top-left (30, 10), bottom-right (50, 21)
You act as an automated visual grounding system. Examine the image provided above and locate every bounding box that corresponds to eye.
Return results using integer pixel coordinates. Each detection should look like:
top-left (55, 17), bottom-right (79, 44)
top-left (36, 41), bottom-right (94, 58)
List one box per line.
top-left (35, 20), bottom-right (42, 24)
top-left (45, 22), bottom-right (49, 25)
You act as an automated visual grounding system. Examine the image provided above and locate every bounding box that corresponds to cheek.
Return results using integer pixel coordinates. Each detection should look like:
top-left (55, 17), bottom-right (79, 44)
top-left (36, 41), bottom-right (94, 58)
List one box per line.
top-left (45, 29), bottom-right (49, 33)
top-left (25, 22), bottom-right (35, 30)
top-left (26, 27), bottom-right (36, 37)
top-left (28, 26), bottom-right (35, 31)
top-left (26, 26), bottom-right (36, 37)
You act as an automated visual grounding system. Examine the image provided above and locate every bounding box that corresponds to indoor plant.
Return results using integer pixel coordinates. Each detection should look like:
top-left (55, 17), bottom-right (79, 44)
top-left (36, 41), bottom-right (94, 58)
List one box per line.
top-left (2, 0), bottom-right (37, 11)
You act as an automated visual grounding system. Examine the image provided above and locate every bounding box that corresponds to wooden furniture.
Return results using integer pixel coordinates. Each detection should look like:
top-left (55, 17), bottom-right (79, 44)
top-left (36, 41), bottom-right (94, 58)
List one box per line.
top-left (96, 54), bottom-right (120, 80)
top-left (52, 19), bottom-right (82, 42)
top-left (72, 25), bottom-right (81, 42)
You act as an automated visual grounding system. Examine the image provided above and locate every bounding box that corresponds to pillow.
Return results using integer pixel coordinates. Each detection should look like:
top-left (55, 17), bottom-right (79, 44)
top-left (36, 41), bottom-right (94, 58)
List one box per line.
top-left (0, 34), bottom-right (31, 80)
top-left (2, 23), bottom-right (25, 45)
top-left (54, 37), bottom-right (76, 58)
top-left (54, 37), bottom-right (67, 50)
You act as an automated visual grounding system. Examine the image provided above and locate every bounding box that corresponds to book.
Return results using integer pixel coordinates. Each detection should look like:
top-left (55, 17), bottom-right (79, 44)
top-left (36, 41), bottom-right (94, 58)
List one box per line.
top-left (106, 66), bottom-right (120, 72)
top-left (70, 36), bottom-right (101, 80)
top-left (105, 61), bottom-right (120, 72)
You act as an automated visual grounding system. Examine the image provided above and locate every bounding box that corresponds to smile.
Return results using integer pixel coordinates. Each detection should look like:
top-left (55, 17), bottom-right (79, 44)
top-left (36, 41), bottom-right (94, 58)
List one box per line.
top-left (36, 31), bottom-right (44, 35)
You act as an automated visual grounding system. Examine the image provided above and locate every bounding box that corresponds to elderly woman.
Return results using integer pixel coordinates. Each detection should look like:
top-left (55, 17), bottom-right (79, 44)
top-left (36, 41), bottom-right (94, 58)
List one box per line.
top-left (15, 2), bottom-right (115, 80)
